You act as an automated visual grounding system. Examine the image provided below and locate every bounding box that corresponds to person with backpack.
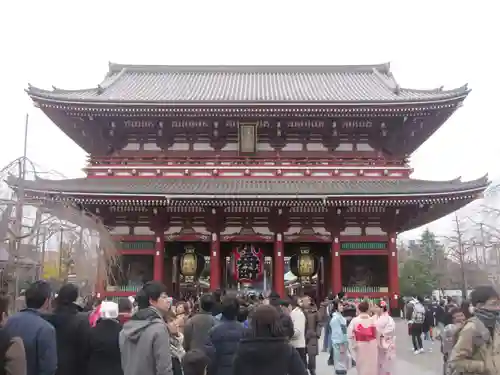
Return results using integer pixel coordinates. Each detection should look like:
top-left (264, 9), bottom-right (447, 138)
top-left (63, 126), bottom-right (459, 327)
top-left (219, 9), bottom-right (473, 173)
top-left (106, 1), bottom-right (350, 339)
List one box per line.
top-left (5, 281), bottom-right (56, 375)
top-left (449, 286), bottom-right (500, 375)
top-left (410, 296), bottom-right (426, 354)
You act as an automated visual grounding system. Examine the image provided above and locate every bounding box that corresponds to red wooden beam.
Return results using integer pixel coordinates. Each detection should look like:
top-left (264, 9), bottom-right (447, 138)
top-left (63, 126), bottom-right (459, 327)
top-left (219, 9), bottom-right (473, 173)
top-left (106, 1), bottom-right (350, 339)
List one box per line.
top-left (339, 235), bottom-right (388, 242)
top-left (221, 235), bottom-right (273, 243)
top-left (118, 249), bottom-right (155, 256)
top-left (89, 151), bottom-right (405, 163)
top-left (284, 235), bottom-right (331, 243)
top-left (112, 235), bottom-right (155, 241)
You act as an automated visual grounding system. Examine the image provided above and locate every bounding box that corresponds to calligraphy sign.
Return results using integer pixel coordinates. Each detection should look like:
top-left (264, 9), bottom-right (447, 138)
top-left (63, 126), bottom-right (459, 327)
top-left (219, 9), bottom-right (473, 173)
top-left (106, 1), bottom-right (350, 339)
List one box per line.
top-left (233, 244), bottom-right (263, 283)
top-left (239, 123), bottom-right (257, 153)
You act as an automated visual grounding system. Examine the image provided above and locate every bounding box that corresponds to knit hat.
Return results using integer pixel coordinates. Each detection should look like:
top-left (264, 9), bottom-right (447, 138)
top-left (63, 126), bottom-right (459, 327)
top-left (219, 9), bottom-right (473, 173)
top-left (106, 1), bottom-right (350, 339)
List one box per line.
top-left (100, 301), bottom-right (119, 320)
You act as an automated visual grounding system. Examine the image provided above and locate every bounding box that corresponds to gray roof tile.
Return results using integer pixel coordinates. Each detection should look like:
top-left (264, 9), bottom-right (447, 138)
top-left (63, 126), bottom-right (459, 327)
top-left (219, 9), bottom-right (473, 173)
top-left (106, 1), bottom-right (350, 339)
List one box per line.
top-left (12, 176), bottom-right (489, 197)
top-left (27, 63), bottom-right (469, 104)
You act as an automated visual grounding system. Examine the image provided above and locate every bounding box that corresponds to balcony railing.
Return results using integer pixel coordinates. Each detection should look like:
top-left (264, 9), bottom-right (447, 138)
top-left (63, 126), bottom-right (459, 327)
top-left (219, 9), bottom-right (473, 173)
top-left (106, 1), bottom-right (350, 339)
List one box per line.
top-left (88, 155), bottom-right (407, 167)
top-left (342, 286), bottom-right (389, 293)
top-left (106, 283), bottom-right (143, 293)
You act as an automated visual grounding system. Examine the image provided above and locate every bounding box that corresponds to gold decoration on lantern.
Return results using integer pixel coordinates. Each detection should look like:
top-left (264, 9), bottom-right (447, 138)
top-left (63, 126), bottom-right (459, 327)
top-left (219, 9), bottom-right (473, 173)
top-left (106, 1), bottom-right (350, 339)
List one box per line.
top-left (180, 245), bottom-right (197, 277)
top-left (298, 246), bottom-right (314, 277)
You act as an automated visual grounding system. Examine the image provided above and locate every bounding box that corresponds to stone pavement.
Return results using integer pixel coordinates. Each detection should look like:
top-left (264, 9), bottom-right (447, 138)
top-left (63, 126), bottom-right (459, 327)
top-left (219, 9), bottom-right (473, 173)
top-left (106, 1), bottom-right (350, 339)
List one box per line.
top-left (316, 319), bottom-right (442, 375)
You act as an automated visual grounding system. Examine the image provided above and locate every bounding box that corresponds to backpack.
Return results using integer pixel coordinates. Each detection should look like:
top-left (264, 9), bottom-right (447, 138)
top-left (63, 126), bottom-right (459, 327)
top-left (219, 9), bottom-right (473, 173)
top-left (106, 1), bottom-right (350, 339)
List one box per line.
top-left (446, 318), bottom-right (489, 375)
top-left (412, 306), bottom-right (425, 324)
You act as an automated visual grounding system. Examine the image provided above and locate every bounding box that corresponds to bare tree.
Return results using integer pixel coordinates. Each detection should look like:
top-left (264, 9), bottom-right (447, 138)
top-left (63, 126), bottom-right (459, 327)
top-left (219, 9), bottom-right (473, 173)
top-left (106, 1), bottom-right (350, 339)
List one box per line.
top-left (442, 214), bottom-right (476, 298)
top-left (469, 190), bottom-right (500, 287)
top-left (0, 157), bottom-right (118, 295)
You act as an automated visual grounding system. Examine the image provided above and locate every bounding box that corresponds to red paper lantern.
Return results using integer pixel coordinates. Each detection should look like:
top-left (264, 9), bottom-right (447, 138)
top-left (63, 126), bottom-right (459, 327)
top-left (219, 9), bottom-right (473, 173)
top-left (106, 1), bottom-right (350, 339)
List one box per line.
top-left (233, 244), bottom-right (263, 283)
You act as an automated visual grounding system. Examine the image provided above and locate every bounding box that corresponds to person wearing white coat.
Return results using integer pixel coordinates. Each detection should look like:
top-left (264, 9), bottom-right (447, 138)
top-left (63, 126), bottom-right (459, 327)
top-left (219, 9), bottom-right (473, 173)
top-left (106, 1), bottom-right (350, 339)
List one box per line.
top-left (289, 297), bottom-right (307, 367)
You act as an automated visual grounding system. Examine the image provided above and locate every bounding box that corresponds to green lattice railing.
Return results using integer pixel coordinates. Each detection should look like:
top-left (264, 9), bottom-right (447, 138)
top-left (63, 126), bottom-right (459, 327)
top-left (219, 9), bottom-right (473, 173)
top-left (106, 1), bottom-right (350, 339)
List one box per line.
top-left (342, 286), bottom-right (389, 293)
top-left (340, 242), bottom-right (387, 250)
top-left (106, 284), bottom-right (143, 293)
top-left (117, 241), bottom-right (155, 250)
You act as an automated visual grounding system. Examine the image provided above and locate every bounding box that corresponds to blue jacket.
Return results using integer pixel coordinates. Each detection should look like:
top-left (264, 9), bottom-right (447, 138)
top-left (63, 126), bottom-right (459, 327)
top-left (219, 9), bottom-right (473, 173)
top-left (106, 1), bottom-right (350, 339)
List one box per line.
top-left (205, 319), bottom-right (245, 375)
top-left (329, 312), bottom-right (348, 346)
top-left (5, 308), bottom-right (57, 375)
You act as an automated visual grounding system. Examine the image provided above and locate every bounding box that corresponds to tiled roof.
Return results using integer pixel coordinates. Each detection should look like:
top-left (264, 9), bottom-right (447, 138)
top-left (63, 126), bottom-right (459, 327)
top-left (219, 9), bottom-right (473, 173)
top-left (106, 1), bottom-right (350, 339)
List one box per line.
top-left (11, 176), bottom-right (489, 197)
top-left (27, 63), bottom-right (469, 104)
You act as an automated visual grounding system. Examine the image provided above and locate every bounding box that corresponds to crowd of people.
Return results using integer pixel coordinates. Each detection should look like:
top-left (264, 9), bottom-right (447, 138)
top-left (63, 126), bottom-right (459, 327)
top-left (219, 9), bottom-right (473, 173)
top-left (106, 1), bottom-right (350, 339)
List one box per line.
top-left (0, 281), bottom-right (498, 375)
top-left (320, 295), bottom-right (396, 375)
top-left (404, 286), bottom-right (500, 375)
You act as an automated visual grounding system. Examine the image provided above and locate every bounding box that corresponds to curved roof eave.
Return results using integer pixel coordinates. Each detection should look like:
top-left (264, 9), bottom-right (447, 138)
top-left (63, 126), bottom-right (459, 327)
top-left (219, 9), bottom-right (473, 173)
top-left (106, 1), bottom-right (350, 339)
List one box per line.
top-left (50, 186), bottom-right (488, 199)
top-left (8, 175), bottom-right (490, 200)
top-left (26, 91), bottom-right (470, 107)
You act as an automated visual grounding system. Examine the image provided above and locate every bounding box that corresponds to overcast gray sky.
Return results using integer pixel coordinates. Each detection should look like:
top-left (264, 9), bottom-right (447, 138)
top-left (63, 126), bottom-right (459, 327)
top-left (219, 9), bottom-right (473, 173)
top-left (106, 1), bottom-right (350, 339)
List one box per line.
top-left (1, 0), bottom-right (497, 238)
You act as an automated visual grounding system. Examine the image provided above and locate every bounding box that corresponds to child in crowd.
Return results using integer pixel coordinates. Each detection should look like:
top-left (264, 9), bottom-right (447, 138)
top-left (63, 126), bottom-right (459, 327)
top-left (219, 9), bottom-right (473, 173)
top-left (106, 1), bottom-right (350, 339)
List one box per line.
top-left (182, 349), bottom-right (211, 375)
top-left (164, 310), bottom-right (186, 375)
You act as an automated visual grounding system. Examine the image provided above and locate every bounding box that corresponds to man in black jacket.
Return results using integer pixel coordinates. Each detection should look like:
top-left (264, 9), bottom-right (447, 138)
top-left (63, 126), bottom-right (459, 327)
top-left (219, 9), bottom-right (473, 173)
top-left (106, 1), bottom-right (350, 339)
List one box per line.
top-left (45, 283), bottom-right (91, 375)
top-left (205, 296), bottom-right (246, 375)
top-left (184, 294), bottom-right (217, 351)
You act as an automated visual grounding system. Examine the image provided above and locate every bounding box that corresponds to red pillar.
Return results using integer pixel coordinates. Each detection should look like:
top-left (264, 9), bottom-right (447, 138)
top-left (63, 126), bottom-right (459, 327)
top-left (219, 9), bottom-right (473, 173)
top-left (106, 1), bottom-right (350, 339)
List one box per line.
top-left (388, 232), bottom-right (399, 309)
top-left (153, 232), bottom-right (165, 282)
top-left (210, 233), bottom-right (221, 291)
top-left (273, 233), bottom-right (285, 297)
top-left (331, 236), bottom-right (342, 296)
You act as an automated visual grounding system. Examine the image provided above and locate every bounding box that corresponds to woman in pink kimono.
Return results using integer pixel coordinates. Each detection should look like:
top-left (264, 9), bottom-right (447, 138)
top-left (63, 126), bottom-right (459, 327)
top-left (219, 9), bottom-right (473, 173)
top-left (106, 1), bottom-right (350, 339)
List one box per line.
top-left (375, 301), bottom-right (396, 375)
top-left (348, 300), bottom-right (378, 375)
